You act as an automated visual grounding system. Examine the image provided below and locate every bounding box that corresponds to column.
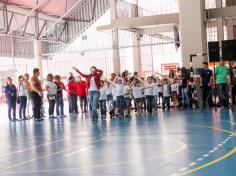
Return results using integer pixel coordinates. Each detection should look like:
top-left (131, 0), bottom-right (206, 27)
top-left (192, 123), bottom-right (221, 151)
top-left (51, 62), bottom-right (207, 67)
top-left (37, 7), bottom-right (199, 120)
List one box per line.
top-left (33, 39), bottom-right (43, 80)
top-left (216, 0), bottom-right (224, 42)
top-left (132, 35), bottom-right (142, 74)
top-left (178, 0), bottom-right (207, 68)
top-left (110, 0), bottom-right (121, 74)
top-left (132, 1), bottom-right (142, 74)
top-left (11, 36), bottom-right (16, 83)
top-left (226, 0), bottom-right (236, 40)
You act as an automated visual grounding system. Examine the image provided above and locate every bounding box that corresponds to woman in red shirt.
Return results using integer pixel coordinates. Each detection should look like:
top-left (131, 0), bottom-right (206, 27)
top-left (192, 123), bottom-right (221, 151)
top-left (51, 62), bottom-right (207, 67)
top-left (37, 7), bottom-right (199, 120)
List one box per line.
top-left (68, 76), bottom-right (78, 116)
top-left (77, 76), bottom-right (88, 113)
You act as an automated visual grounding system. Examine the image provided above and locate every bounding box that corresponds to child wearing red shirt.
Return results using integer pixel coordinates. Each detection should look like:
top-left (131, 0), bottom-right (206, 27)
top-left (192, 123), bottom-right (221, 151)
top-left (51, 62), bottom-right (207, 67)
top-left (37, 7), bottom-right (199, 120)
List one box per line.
top-left (68, 76), bottom-right (78, 116)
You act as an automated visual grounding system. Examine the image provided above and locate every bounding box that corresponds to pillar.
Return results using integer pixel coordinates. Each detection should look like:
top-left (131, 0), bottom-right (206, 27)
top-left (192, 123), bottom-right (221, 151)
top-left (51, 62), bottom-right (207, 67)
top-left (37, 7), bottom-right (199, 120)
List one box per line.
top-left (178, 0), bottom-right (207, 68)
top-left (110, 0), bottom-right (121, 74)
top-left (33, 39), bottom-right (43, 80)
top-left (216, 0), bottom-right (224, 42)
top-left (132, 1), bottom-right (142, 74)
top-left (226, 0), bottom-right (236, 40)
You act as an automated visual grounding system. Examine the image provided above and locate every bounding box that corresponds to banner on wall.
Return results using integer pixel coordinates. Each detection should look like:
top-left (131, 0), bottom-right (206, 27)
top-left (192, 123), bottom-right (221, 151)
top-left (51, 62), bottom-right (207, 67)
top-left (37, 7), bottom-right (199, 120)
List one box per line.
top-left (161, 63), bottom-right (179, 76)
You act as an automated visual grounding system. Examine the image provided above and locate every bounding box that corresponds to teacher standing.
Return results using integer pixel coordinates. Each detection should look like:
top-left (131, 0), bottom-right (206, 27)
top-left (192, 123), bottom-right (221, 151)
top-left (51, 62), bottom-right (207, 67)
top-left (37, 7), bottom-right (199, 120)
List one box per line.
top-left (73, 66), bottom-right (103, 122)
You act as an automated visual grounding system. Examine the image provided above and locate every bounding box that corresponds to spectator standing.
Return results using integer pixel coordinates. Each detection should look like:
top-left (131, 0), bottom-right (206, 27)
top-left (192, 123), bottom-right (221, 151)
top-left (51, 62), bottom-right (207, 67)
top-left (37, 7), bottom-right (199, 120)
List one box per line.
top-left (4, 77), bottom-right (17, 121)
top-left (215, 60), bottom-right (229, 107)
top-left (30, 68), bottom-right (44, 121)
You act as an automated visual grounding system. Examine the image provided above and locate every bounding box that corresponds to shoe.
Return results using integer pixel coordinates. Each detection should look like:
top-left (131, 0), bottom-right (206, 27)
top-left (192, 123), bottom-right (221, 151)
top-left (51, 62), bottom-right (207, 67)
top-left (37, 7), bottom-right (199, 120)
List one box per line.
top-left (35, 118), bottom-right (44, 121)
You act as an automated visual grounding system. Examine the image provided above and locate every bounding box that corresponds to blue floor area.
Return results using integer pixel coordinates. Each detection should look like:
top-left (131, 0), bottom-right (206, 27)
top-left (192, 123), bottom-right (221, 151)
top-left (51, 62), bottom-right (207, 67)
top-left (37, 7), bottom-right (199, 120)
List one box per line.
top-left (0, 105), bottom-right (235, 176)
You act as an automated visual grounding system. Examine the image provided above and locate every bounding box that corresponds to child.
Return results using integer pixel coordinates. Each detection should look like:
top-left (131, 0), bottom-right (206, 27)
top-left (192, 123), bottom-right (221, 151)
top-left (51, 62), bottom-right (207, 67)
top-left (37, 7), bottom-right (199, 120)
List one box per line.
top-left (99, 81), bottom-right (107, 119)
top-left (123, 81), bottom-right (132, 117)
top-left (138, 76), bottom-right (159, 115)
top-left (152, 77), bottom-right (158, 113)
top-left (162, 78), bottom-right (171, 111)
top-left (157, 77), bottom-right (163, 106)
top-left (131, 79), bottom-right (144, 116)
top-left (105, 81), bottom-right (114, 118)
top-left (171, 78), bottom-right (179, 108)
top-left (110, 76), bottom-right (125, 117)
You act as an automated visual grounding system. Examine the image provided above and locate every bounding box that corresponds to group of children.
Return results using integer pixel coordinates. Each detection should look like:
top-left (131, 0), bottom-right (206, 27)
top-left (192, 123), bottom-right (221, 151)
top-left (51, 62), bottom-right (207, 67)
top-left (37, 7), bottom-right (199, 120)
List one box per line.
top-left (97, 74), bottom-right (184, 119)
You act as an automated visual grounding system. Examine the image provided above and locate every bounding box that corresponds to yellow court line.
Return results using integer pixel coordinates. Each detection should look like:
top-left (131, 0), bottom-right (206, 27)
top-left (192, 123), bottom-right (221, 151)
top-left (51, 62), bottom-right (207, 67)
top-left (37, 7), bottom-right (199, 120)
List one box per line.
top-left (177, 125), bottom-right (236, 176)
top-left (177, 147), bottom-right (236, 176)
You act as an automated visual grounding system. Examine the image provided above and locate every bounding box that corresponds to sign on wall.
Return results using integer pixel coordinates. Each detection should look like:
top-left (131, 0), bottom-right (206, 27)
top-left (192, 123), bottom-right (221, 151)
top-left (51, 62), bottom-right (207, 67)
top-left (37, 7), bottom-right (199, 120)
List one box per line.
top-left (161, 63), bottom-right (179, 76)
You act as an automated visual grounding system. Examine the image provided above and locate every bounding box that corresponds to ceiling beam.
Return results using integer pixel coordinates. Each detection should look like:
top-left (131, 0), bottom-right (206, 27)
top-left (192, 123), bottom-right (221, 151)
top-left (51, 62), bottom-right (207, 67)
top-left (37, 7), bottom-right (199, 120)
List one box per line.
top-left (7, 0), bottom-right (49, 35)
top-left (97, 13), bottom-right (179, 31)
top-left (206, 5), bottom-right (236, 19)
top-left (39, 0), bottom-right (83, 39)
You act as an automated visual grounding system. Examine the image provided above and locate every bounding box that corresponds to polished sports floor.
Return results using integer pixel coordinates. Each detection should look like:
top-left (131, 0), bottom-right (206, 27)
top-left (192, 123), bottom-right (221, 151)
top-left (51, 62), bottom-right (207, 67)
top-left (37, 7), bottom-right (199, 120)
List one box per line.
top-left (0, 104), bottom-right (235, 176)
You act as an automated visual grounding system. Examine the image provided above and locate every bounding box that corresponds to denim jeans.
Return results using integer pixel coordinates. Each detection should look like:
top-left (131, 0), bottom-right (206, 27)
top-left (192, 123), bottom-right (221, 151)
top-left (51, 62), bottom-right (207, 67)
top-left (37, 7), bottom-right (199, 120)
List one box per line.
top-left (19, 96), bottom-right (27, 119)
top-left (153, 95), bottom-right (158, 109)
top-left (7, 98), bottom-right (16, 120)
top-left (116, 96), bottom-right (125, 116)
top-left (146, 95), bottom-right (154, 113)
top-left (78, 96), bottom-right (88, 112)
top-left (217, 83), bottom-right (229, 107)
top-left (99, 100), bottom-right (106, 116)
top-left (162, 96), bottom-right (170, 110)
top-left (56, 96), bottom-right (64, 116)
top-left (88, 91), bottom-right (100, 120)
top-left (182, 88), bottom-right (189, 106)
top-left (68, 95), bottom-right (78, 113)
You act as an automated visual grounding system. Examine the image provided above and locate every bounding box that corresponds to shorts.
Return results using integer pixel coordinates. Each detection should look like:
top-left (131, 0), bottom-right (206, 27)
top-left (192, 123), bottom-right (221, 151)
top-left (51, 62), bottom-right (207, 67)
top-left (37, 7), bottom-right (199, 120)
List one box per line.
top-left (124, 97), bottom-right (131, 108)
top-left (135, 98), bottom-right (143, 103)
top-left (171, 91), bottom-right (177, 97)
top-left (106, 94), bottom-right (113, 101)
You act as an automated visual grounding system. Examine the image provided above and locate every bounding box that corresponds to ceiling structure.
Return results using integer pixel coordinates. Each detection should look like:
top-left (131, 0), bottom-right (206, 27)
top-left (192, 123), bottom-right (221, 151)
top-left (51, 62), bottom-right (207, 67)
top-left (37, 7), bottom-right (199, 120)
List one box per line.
top-left (0, 0), bottom-right (110, 58)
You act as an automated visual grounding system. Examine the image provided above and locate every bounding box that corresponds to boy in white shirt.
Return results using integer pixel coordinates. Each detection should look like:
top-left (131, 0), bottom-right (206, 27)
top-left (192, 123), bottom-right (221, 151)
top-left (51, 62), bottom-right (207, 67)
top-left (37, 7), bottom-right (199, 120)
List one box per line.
top-left (105, 81), bottom-right (114, 118)
top-left (110, 76), bottom-right (125, 117)
top-left (162, 78), bottom-right (171, 111)
top-left (171, 78), bottom-right (179, 108)
top-left (131, 79), bottom-right (144, 116)
top-left (99, 81), bottom-right (107, 119)
top-left (123, 81), bottom-right (132, 117)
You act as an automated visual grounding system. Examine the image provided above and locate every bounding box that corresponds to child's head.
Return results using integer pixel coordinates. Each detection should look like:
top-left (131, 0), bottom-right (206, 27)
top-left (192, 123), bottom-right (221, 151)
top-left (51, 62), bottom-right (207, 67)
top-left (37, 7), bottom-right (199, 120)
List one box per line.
top-left (54, 75), bottom-right (61, 82)
top-left (163, 78), bottom-right (168, 84)
top-left (100, 80), bottom-right (105, 87)
top-left (147, 76), bottom-right (152, 84)
top-left (117, 77), bottom-right (123, 84)
top-left (126, 81), bottom-right (131, 86)
top-left (152, 77), bottom-right (157, 83)
top-left (134, 80), bottom-right (141, 87)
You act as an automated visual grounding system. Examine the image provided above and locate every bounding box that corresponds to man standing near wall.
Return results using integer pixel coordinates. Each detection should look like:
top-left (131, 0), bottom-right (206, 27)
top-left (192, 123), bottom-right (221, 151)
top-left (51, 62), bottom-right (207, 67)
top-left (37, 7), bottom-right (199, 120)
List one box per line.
top-left (215, 60), bottom-right (229, 108)
top-left (200, 62), bottom-right (213, 108)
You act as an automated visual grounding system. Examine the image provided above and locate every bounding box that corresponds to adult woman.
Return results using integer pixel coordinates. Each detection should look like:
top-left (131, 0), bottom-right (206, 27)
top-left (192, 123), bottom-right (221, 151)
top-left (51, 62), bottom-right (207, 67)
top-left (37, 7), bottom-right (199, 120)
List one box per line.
top-left (4, 77), bottom-right (17, 121)
top-left (18, 75), bottom-right (28, 120)
top-left (45, 74), bottom-right (57, 118)
top-left (24, 73), bottom-right (32, 119)
top-left (68, 76), bottom-right (78, 116)
top-left (73, 66), bottom-right (103, 122)
top-left (30, 68), bottom-right (44, 121)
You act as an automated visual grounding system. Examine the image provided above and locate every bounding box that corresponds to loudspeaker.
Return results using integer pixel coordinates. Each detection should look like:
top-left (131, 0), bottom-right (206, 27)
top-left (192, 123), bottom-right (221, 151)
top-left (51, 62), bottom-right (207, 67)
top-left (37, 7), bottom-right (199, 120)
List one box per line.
top-left (222, 40), bottom-right (236, 61)
top-left (208, 41), bottom-right (220, 62)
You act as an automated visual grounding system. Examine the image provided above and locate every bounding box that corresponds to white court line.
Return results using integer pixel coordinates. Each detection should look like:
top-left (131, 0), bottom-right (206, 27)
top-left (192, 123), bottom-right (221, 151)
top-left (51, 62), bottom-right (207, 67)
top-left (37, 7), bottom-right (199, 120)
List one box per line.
top-left (0, 132), bottom-right (86, 157)
top-left (65, 146), bottom-right (94, 157)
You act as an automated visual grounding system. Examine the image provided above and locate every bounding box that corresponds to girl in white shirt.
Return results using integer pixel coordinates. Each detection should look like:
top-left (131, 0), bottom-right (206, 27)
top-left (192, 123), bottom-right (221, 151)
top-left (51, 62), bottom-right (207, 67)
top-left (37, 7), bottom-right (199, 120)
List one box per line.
top-left (45, 74), bottom-right (57, 118)
top-left (105, 81), bottom-right (114, 118)
top-left (123, 81), bottom-right (132, 117)
top-left (171, 78), bottom-right (179, 108)
top-left (18, 75), bottom-right (28, 120)
top-left (99, 81), bottom-right (107, 119)
top-left (131, 80), bottom-right (144, 116)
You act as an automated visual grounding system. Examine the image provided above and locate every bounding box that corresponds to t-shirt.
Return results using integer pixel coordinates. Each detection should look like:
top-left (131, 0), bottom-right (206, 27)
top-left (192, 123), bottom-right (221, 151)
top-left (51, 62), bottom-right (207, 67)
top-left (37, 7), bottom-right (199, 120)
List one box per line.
top-left (18, 83), bottom-right (27, 96)
top-left (171, 83), bottom-right (178, 93)
top-left (182, 73), bottom-right (190, 88)
top-left (123, 85), bottom-right (131, 98)
top-left (115, 84), bottom-right (124, 97)
top-left (163, 84), bottom-right (171, 97)
top-left (89, 76), bottom-right (98, 92)
top-left (46, 81), bottom-right (57, 95)
top-left (30, 75), bottom-right (42, 92)
top-left (99, 87), bottom-right (107, 100)
top-left (4, 84), bottom-right (17, 100)
top-left (215, 65), bottom-right (229, 84)
top-left (200, 69), bottom-right (213, 87)
top-left (77, 81), bottom-right (87, 97)
top-left (132, 86), bottom-right (143, 99)
top-left (106, 86), bottom-right (112, 95)
top-left (68, 82), bottom-right (77, 96)
top-left (55, 81), bottom-right (66, 97)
